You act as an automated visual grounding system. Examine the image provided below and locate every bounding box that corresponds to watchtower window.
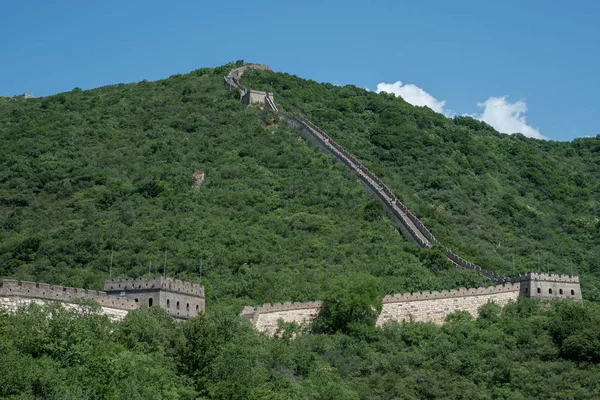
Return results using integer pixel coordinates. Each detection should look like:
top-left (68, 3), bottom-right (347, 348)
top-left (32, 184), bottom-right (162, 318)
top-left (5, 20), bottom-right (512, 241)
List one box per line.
top-left (571, 289), bottom-right (575, 296)
top-left (525, 288), bottom-right (528, 294)
top-left (149, 298), bottom-right (153, 307)
top-left (176, 301), bottom-right (180, 310)
top-left (186, 303), bottom-right (190, 311)
top-left (549, 288), bottom-right (553, 294)
top-left (167, 299), bottom-right (170, 308)
top-left (537, 288), bottom-right (541, 294)
top-left (134, 298), bottom-right (138, 303)
top-left (196, 304), bottom-right (199, 311)
top-left (559, 289), bottom-right (563, 295)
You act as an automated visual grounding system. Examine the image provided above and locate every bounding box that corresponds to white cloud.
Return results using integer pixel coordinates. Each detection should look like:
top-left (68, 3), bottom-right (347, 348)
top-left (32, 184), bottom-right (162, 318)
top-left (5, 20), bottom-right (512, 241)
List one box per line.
top-left (376, 81), bottom-right (454, 117)
top-left (374, 79), bottom-right (545, 140)
top-left (474, 96), bottom-right (545, 139)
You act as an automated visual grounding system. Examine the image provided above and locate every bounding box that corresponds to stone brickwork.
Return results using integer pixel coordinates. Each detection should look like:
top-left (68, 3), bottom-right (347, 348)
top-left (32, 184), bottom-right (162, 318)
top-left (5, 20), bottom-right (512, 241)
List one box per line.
top-left (227, 64), bottom-right (517, 283)
top-left (0, 296), bottom-right (130, 322)
top-left (0, 279), bottom-right (138, 310)
top-left (378, 284), bottom-right (520, 326)
top-left (512, 273), bottom-right (582, 301)
top-left (242, 89), bottom-right (274, 106)
top-left (104, 276), bottom-right (205, 319)
top-left (240, 286), bottom-right (523, 336)
top-left (241, 275), bottom-right (582, 335)
top-left (240, 301), bottom-right (322, 336)
top-left (0, 276), bottom-right (205, 321)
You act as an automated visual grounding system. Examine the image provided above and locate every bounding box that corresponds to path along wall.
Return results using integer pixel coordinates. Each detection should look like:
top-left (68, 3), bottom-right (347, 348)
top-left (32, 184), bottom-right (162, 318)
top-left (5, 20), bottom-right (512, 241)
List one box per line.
top-left (281, 113), bottom-right (510, 283)
top-left (241, 283), bottom-right (521, 336)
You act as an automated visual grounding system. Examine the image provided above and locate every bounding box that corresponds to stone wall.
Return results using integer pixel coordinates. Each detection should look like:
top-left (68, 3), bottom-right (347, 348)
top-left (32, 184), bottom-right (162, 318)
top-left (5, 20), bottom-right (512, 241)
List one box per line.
top-left (0, 279), bottom-right (138, 310)
top-left (103, 276), bottom-right (205, 319)
top-left (281, 113), bottom-right (510, 283)
top-left (378, 284), bottom-right (520, 326)
top-left (0, 277), bottom-right (206, 321)
top-left (240, 301), bottom-right (322, 336)
top-left (103, 276), bottom-right (204, 296)
top-left (241, 284), bottom-right (522, 336)
top-left (0, 296), bottom-right (129, 322)
top-left (242, 90), bottom-right (274, 106)
top-left (512, 273), bottom-right (582, 301)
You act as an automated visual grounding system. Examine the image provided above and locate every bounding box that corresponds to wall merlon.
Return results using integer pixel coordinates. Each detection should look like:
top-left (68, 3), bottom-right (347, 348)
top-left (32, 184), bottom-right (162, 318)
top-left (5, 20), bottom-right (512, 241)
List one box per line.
top-left (103, 276), bottom-right (204, 296)
top-left (255, 300), bottom-right (323, 313)
top-left (0, 279), bottom-right (138, 310)
top-left (510, 273), bottom-right (579, 283)
top-left (379, 283), bottom-right (520, 304)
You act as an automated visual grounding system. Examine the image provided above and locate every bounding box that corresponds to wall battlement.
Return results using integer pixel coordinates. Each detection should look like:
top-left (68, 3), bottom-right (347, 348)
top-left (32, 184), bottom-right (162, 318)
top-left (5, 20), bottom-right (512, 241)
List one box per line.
top-left (511, 273), bottom-right (579, 283)
top-left (0, 279), bottom-right (138, 310)
top-left (241, 283), bottom-right (524, 335)
top-left (242, 300), bottom-right (323, 315)
top-left (382, 283), bottom-right (520, 303)
top-left (103, 276), bottom-right (204, 296)
top-left (242, 276), bottom-right (582, 335)
top-left (1, 276), bottom-right (205, 320)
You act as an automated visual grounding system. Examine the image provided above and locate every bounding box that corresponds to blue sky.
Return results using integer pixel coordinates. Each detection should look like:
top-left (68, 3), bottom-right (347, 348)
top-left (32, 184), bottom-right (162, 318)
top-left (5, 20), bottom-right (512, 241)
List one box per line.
top-left (1, 0), bottom-right (598, 141)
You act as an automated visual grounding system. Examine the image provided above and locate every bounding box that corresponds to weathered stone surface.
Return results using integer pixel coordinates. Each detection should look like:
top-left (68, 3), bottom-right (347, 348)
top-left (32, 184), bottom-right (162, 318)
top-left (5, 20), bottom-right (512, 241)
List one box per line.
top-left (0, 296), bottom-right (129, 322)
top-left (255, 308), bottom-right (320, 336)
top-left (377, 289), bottom-right (519, 326)
top-left (241, 276), bottom-right (581, 336)
top-left (0, 276), bottom-right (205, 321)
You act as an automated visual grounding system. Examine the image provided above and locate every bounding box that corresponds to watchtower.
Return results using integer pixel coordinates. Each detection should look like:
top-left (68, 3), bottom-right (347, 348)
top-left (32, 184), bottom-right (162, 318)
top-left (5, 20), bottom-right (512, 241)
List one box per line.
top-left (242, 89), bottom-right (274, 106)
top-left (512, 273), bottom-right (582, 301)
top-left (103, 276), bottom-right (205, 319)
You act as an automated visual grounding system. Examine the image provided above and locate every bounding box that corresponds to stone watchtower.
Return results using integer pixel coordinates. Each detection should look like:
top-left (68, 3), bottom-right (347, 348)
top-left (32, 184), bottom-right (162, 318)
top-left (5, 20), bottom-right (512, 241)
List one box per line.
top-left (512, 273), bottom-right (582, 301)
top-left (104, 276), bottom-right (205, 319)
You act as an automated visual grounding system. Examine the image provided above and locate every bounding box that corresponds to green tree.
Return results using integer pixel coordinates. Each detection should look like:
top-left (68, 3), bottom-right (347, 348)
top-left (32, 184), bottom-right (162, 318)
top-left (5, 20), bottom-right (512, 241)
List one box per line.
top-left (312, 275), bottom-right (383, 336)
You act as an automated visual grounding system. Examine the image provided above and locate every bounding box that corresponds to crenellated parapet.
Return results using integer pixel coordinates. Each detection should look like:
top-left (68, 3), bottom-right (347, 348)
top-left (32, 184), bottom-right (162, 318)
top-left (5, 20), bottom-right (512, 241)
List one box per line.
top-left (510, 273), bottom-right (579, 283)
top-left (241, 300), bottom-right (323, 335)
top-left (382, 283), bottom-right (520, 304)
top-left (241, 283), bottom-right (524, 335)
top-left (0, 279), bottom-right (137, 310)
top-left (1, 275), bottom-right (206, 320)
top-left (103, 276), bottom-right (204, 296)
top-left (511, 273), bottom-right (582, 300)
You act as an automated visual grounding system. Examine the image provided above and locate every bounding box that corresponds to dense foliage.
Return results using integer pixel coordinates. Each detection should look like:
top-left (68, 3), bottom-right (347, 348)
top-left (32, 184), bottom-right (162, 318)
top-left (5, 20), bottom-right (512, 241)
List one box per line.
top-left (1, 62), bottom-right (600, 398)
top-left (244, 68), bottom-right (600, 299)
top-left (0, 63), bottom-right (489, 309)
top-left (1, 299), bottom-right (600, 399)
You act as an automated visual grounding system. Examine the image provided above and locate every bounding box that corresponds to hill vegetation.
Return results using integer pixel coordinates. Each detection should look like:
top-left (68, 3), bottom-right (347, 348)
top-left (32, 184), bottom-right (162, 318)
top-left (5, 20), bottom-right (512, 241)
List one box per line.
top-left (0, 63), bottom-right (490, 309)
top-left (2, 298), bottom-right (600, 398)
top-left (1, 62), bottom-right (600, 398)
top-left (243, 67), bottom-right (600, 299)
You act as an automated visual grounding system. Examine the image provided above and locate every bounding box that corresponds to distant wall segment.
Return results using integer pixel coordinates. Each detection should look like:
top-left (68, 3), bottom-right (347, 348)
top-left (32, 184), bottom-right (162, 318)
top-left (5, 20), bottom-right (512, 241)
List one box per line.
top-left (241, 275), bottom-right (581, 335)
top-left (0, 276), bottom-right (205, 321)
top-left (378, 284), bottom-right (520, 326)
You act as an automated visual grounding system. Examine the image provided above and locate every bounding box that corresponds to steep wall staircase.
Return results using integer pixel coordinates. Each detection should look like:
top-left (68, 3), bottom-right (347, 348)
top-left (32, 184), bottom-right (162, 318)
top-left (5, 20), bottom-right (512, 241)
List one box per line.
top-left (225, 65), bottom-right (509, 284)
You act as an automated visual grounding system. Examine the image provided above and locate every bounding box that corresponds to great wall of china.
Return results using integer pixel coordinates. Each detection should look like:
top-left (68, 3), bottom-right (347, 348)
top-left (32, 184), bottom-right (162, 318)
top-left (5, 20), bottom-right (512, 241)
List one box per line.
top-left (0, 64), bottom-right (584, 331)
top-left (225, 64), bottom-right (583, 334)
top-left (0, 276), bottom-right (205, 321)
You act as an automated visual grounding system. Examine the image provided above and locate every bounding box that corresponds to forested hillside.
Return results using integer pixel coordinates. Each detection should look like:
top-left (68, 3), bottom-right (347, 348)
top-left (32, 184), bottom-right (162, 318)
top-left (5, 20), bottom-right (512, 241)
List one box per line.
top-left (0, 63), bottom-right (488, 310)
top-left (1, 63), bottom-right (600, 399)
top-left (243, 68), bottom-right (600, 300)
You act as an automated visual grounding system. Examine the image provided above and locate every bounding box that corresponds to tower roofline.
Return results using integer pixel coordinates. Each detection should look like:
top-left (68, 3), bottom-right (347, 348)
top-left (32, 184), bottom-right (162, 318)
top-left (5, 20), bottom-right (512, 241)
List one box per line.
top-left (103, 276), bottom-right (204, 296)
